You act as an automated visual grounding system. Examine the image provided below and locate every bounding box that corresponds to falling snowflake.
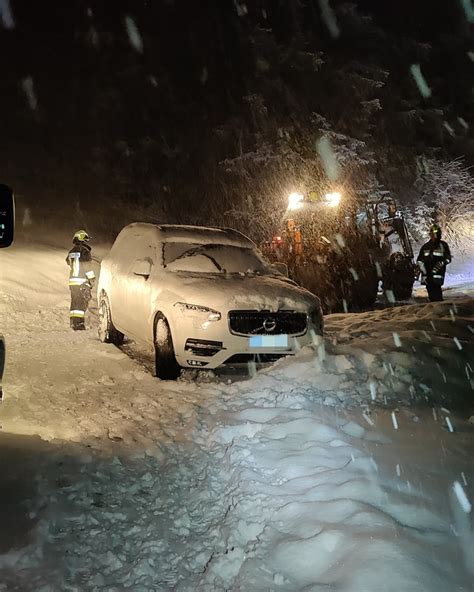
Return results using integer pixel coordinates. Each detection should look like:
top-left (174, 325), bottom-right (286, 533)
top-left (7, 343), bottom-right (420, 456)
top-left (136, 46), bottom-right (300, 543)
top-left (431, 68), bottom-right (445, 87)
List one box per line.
top-left (233, 0), bottom-right (248, 17)
top-left (318, 0), bottom-right (340, 38)
top-left (21, 76), bottom-right (37, 110)
top-left (247, 360), bottom-right (256, 378)
top-left (443, 122), bottom-right (455, 136)
top-left (445, 416), bottom-right (454, 433)
top-left (410, 64), bottom-right (431, 98)
top-left (391, 412), bottom-right (399, 430)
top-left (349, 267), bottom-right (359, 281)
top-left (124, 15), bottom-right (143, 53)
top-left (452, 481), bottom-right (471, 513)
top-left (392, 332), bottom-right (402, 348)
top-left (369, 381), bottom-right (377, 401)
top-left (0, 0), bottom-right (14, 29)
top-left (362, 411), bottom-right (374, 426)
top-left (316, 136), bottom-right (341, 181)
top-left (460, 0), bottom-right (474, 23)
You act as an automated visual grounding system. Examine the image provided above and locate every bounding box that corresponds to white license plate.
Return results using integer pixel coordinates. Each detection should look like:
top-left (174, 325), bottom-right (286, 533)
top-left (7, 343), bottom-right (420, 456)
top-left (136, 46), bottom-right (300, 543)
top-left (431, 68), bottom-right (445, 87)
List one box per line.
top-left (249, 334), bottom-right (289, 348)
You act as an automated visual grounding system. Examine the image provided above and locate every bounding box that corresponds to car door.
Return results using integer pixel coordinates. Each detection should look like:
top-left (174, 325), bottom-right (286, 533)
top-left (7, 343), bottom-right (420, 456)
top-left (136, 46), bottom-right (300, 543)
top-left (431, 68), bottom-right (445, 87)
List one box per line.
top-left (119, 237), bottom-right (157, 342)
top-left (107, 232), bottom-right (139, 332)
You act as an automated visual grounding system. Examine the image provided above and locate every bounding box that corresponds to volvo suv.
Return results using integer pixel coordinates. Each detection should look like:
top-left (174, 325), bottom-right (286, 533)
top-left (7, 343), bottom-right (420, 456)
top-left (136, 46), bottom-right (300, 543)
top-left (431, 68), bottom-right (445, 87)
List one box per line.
top-left (98, 223), bottom-right (323, 379)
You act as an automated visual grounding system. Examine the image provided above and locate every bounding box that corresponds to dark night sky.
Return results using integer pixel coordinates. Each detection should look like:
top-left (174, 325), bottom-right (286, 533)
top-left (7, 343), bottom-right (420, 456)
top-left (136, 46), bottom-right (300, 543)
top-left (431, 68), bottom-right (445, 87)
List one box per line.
top-left (0, 0), bottom-right (472, 230)
top-left (2, 1), bottom-right (467, 67)
top-left (2, 1), bottom-right (469, 100)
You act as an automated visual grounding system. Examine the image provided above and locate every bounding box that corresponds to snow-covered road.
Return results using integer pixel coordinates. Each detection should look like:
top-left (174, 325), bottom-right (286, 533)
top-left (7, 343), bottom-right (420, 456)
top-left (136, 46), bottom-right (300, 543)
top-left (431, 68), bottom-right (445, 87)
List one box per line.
top-left (0, 242), bottom-right (473, 591)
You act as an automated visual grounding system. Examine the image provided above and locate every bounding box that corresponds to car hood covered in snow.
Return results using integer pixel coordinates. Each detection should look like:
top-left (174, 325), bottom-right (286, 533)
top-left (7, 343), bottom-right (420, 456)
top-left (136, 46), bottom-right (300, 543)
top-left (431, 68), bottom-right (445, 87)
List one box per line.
top-left (162, 271), bottom-right (320, 312)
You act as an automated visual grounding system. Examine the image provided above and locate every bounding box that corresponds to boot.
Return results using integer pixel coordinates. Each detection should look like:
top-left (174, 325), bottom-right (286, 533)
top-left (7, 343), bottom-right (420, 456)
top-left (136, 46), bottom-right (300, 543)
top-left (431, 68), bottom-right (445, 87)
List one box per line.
top-left (71, 318), bottom-right (85, 331)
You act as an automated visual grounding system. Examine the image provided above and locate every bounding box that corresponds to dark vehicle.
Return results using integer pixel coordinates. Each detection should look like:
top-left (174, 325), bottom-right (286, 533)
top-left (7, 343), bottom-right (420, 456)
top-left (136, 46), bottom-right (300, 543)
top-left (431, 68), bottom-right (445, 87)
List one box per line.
top-left (0, 184), bottom-right (15, 398)
top-left (261, 189), bottom-right (416, 313)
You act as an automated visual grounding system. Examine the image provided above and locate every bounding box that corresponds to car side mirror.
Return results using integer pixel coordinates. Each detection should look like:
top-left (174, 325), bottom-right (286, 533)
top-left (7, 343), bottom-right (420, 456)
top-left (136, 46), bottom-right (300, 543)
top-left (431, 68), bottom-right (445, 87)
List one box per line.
top-left (0, 184), bottom-right (14, 248)
top-left (132, 258), bottom-right (152, 278)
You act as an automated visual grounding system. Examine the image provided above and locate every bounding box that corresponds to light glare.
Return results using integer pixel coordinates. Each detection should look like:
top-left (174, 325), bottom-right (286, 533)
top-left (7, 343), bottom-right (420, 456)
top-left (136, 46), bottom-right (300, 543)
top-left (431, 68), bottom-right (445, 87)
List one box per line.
top-left (324, 192), bottom-right (341, 207)
top-left (288, 192), bottom-right (304, 211)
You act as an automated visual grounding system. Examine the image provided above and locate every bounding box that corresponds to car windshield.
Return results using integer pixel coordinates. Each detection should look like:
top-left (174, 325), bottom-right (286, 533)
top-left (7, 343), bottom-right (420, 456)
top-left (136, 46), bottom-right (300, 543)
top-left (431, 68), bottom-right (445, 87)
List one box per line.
top-left (164, 243), bottom-right (271, 274)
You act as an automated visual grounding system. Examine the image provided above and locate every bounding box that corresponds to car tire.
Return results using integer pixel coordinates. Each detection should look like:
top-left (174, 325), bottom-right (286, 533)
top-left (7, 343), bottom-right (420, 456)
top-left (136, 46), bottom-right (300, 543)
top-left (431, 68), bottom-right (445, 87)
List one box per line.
top-left (350, 264), bottom-right (379, 311)
top-left (154, 315), bottom-right (181, 380)
top-left (392, 281), bottom-right (414, 301)
top-left (98, 294), bottom-right (124, 346)
top-left (383, 254), bottom-right (415, 302)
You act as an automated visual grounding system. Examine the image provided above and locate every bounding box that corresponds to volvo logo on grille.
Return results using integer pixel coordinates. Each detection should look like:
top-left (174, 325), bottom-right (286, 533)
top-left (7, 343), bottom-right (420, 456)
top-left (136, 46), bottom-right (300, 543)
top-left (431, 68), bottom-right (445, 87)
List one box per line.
top-left (263, 317), bottom-right (277, 333)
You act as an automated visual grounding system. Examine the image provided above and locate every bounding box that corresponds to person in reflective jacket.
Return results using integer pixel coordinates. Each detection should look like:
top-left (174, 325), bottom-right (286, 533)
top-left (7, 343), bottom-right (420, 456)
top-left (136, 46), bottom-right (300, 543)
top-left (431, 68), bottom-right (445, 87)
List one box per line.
top-left (416, 224), bottom-right (451, 302)
top-left (66, 230), bottom-right (95, 330)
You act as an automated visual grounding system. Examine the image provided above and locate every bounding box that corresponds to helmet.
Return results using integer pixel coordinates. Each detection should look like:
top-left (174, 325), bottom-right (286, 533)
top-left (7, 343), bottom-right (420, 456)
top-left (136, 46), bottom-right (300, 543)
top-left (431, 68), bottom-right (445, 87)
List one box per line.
top-left (73, 229), bottom-right (90, 242)
top-left (429, 224), bottom-right (441, 239)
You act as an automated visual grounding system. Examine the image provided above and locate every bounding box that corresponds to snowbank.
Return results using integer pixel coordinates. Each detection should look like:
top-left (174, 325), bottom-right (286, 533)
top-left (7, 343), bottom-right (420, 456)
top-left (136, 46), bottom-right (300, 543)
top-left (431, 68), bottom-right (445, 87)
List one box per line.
top-left (0, 241), bottom-right (473, 591)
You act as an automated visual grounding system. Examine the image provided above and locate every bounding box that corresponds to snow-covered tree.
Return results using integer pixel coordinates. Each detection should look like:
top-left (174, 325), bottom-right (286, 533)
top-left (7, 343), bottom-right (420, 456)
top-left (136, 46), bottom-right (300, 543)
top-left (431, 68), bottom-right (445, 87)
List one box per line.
top-left (410, 158), bottom-right (474, 251)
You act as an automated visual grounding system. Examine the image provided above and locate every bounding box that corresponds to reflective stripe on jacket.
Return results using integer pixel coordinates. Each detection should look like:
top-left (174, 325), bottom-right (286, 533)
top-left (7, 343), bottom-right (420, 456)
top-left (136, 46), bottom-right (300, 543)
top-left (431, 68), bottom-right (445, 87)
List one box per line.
top-left (66, 243), bottom-right (95, 286)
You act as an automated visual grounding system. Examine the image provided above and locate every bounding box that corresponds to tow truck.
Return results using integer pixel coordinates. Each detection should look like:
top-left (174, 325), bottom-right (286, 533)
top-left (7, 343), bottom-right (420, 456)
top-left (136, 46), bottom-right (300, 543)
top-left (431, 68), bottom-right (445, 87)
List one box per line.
top-left (261, 189), bottom-right (416, 312)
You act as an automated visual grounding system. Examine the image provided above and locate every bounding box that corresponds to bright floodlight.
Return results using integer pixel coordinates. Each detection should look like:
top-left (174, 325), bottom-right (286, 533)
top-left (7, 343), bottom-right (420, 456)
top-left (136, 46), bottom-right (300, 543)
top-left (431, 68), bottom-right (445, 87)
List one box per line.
top-left (288, 192), bottom-right (304, 211)
top-left (324, 192), bottom-right (341, 207)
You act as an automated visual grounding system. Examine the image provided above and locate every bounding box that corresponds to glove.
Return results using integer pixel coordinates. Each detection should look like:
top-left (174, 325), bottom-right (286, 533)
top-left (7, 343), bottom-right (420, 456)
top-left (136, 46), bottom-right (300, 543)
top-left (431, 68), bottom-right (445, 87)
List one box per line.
top-left (432, 262), bottom-right (444, 274)
top-left (81, 283), bottom-right (92, 301)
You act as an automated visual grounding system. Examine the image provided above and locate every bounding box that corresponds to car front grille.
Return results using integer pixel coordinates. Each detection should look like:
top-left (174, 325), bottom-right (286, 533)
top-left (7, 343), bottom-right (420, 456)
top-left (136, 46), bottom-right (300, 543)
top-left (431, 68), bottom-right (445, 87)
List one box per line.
top-left (228, 311), bottom-right (307, 336)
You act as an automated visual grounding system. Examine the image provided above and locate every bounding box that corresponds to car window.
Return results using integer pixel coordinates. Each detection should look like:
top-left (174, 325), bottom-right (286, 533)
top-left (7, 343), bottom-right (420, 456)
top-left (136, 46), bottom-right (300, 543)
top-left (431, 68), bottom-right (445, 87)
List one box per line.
top-left (164, 243), bottom-right (270, 274)
top-left (111, 232), bottom-right (157, 268)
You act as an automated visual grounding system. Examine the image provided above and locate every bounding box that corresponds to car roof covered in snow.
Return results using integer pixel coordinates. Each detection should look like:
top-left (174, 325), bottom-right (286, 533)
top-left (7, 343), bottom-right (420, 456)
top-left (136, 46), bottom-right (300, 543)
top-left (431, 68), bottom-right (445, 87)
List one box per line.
top-left (117, 222), bottom-right (255, 248)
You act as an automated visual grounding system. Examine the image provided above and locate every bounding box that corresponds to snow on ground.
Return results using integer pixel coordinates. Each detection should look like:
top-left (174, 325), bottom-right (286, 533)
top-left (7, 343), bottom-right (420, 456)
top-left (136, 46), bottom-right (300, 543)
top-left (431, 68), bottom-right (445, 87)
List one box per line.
top-left (0, 240), bottom-right (473, 591)
top-left (445, 246), bottom-right (474, 287)
top-left (430, 245), bottom-right (474, 298)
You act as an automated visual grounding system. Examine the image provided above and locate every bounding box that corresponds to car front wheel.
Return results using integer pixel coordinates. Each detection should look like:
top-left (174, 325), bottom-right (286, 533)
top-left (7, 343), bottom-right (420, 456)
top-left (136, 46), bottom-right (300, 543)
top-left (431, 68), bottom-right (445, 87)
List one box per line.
top-left (154, 315), bottom-right (181, 380)
top-left (98, 295), bottom-right (124, 346)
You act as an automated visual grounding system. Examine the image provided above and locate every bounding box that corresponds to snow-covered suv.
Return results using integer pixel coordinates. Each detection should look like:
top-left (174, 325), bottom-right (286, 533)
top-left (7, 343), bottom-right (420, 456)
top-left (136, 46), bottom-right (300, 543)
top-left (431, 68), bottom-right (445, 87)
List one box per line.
top-left (98, 223), bottom-right (323, 379)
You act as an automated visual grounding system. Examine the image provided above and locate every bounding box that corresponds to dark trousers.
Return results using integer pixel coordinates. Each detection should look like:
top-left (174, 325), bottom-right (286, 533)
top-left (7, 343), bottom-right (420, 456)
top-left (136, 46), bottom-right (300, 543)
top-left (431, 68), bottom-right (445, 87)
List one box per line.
top-left (426, 281), bottom-right (443, 302)
top-left (69, 284), bottom-right (90, 329)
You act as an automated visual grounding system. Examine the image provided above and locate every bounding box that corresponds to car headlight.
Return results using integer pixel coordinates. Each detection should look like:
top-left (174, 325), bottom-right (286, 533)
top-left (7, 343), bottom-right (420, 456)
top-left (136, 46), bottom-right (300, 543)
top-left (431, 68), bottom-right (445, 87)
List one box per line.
top-left (174, 302), bottom-right (221, 322)
top-left (288, 192), bottom-right (304, 211)
top-left (323, 192), bottom-right (341, 207)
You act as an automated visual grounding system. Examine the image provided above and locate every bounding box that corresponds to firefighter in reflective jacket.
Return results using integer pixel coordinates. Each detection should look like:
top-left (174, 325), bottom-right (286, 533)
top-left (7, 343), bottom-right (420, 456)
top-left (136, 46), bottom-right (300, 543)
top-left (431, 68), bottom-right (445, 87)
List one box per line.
top-left (66, 230), bottom-right (95, 330)
top-left (416, 224), bottom-right (452, 302)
